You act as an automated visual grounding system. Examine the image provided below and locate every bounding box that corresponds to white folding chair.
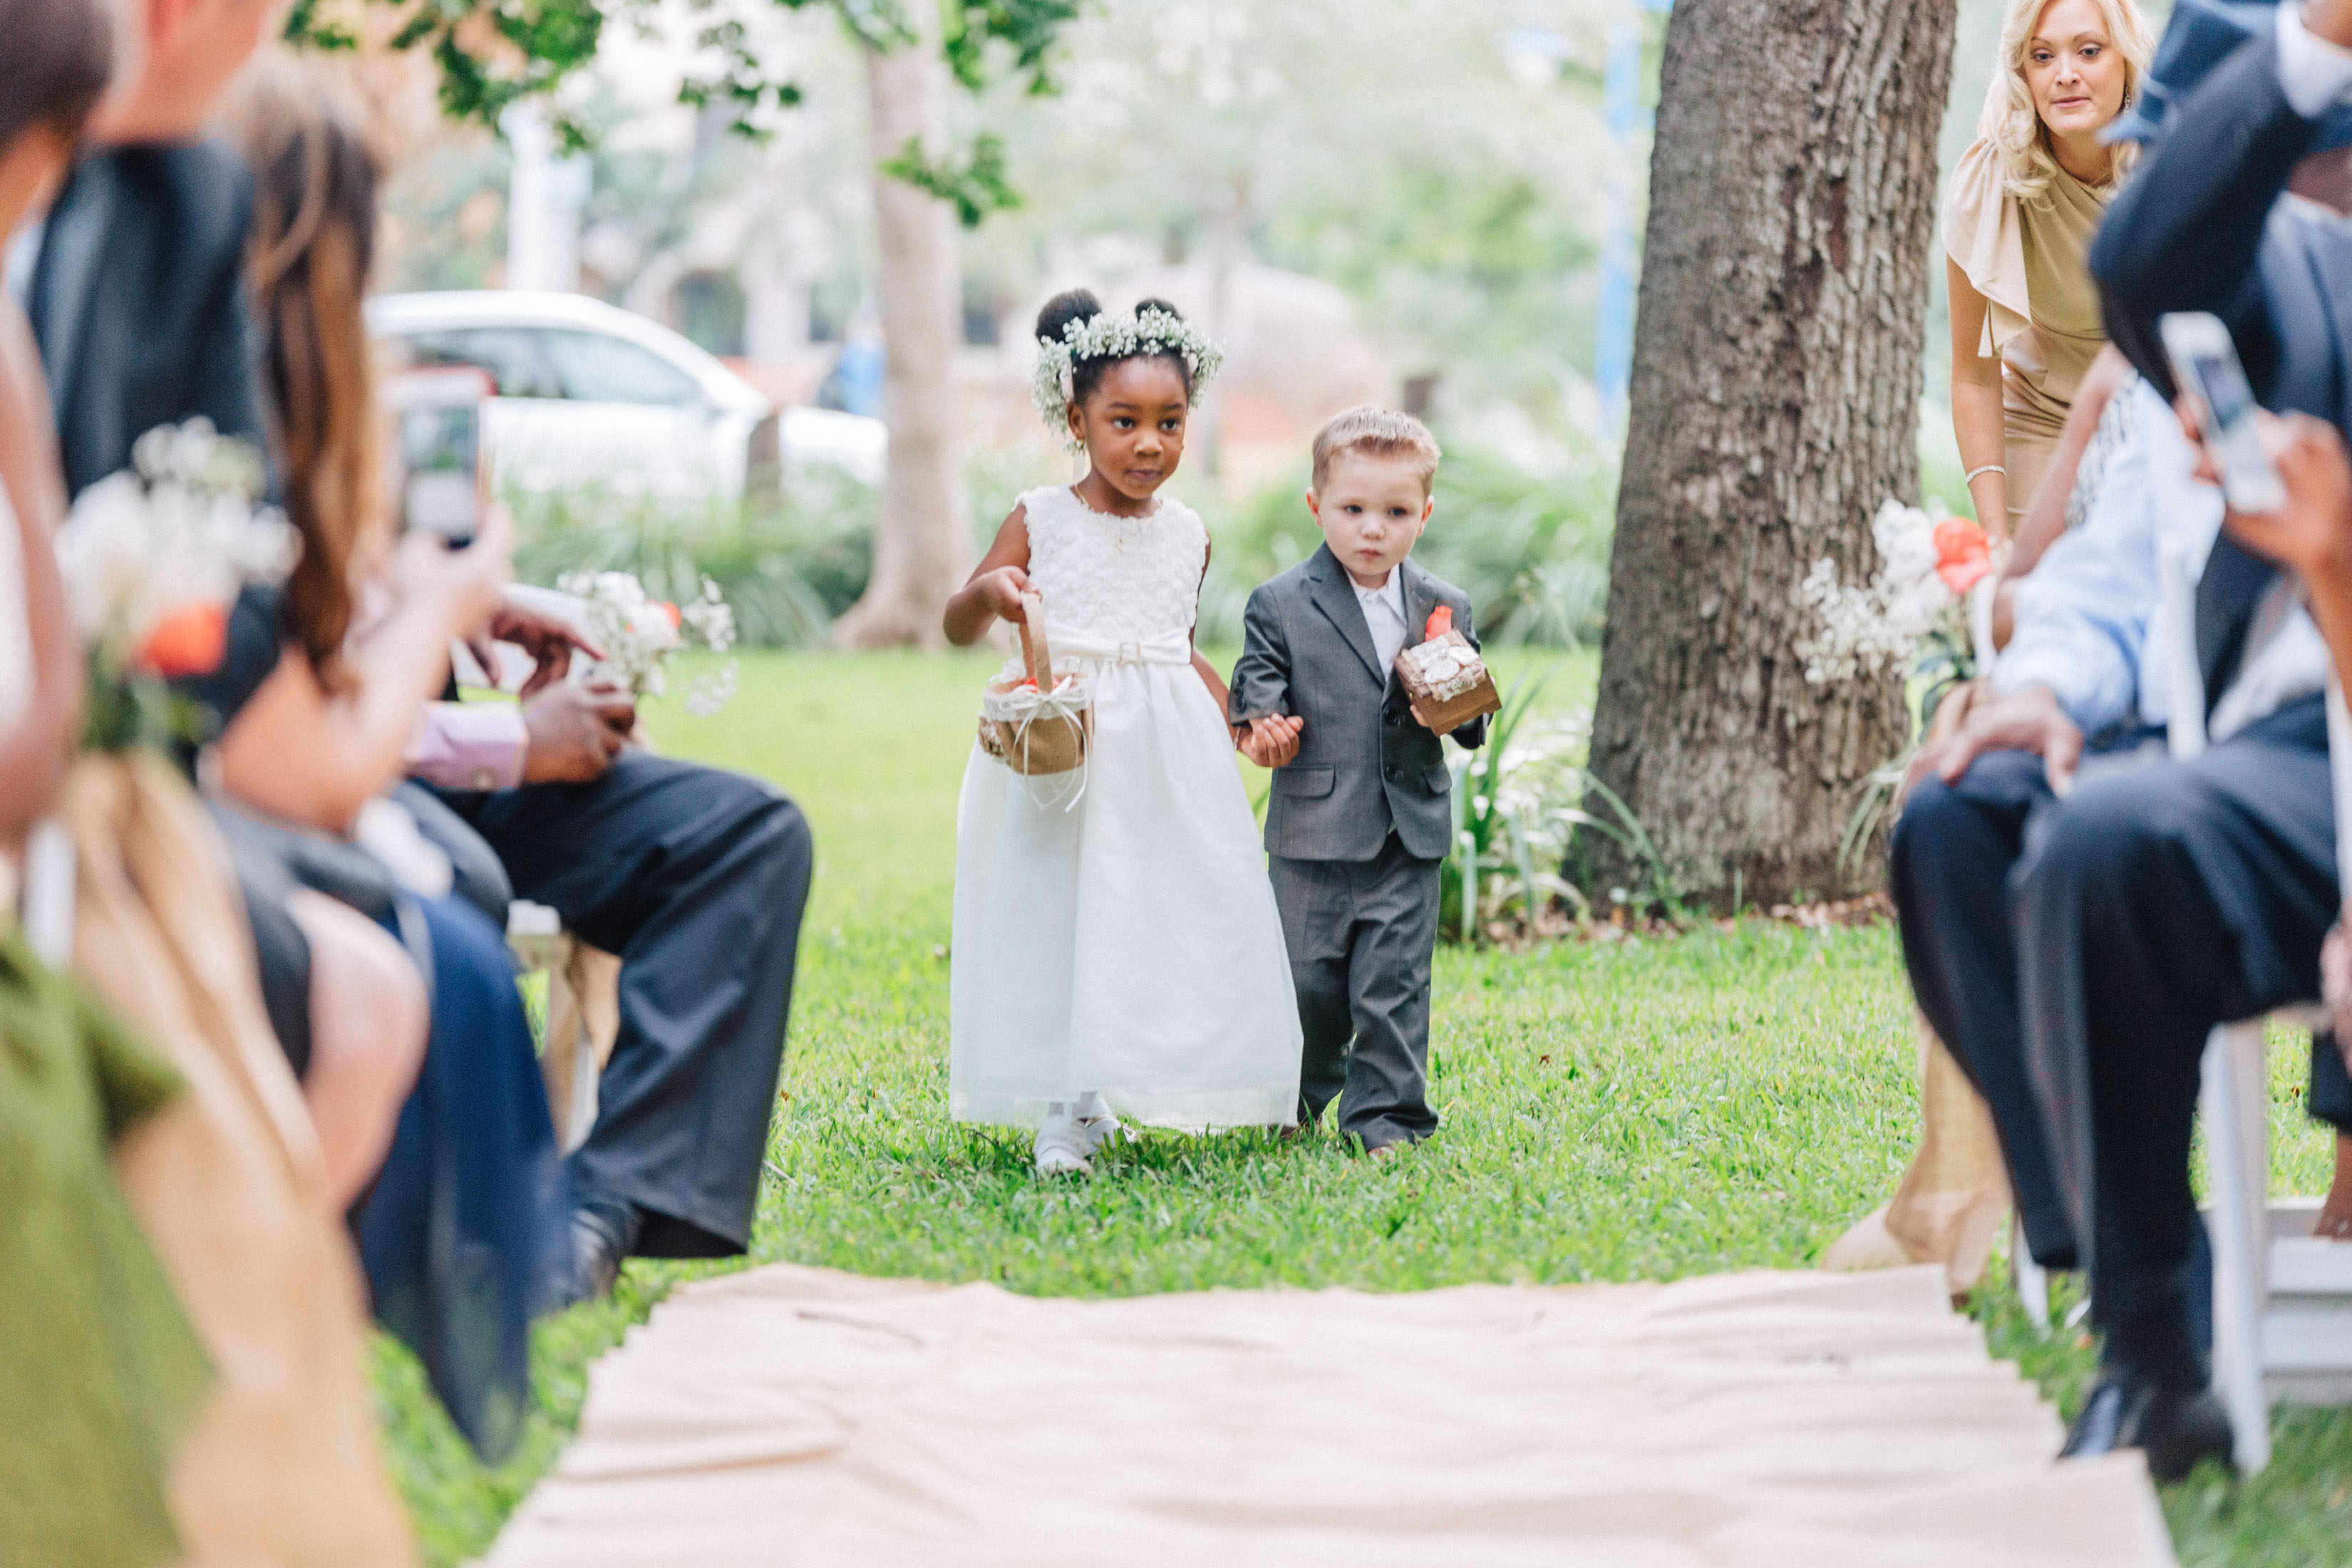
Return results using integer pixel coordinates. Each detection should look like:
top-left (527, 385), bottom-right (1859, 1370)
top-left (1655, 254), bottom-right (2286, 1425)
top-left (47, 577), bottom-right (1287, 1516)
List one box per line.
top-left (2160, 543), bottom-right (2352, 1474)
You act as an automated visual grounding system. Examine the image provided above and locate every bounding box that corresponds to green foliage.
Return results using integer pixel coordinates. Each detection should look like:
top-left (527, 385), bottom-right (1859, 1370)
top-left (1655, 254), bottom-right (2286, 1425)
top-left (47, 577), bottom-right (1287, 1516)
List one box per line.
top-left (1438, 668), bottom-right (1592, 942)
top-left (882, 131), bottom-right (1020, 227)
top-left (506, 472), bottom-right (877, 648)
top-left (942, 0), bottom-right (1085, 93)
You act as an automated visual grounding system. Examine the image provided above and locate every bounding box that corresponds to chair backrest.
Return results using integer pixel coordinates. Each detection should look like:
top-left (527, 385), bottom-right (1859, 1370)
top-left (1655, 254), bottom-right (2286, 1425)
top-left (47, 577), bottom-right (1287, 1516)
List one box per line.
top-left (2159, 539), bottom-right (2208, 762)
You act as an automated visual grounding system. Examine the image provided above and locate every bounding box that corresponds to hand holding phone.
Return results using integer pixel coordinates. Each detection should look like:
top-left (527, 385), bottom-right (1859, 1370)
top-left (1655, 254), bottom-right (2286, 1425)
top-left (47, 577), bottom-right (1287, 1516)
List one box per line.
top-left (2160, 311), bottom-right (2286, 515)
top-left (2215, 409), bottom-right (2352, 579)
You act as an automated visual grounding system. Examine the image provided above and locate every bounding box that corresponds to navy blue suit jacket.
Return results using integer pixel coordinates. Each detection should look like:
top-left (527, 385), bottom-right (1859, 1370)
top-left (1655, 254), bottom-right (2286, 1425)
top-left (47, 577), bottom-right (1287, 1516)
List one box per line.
top-left (27, 141), bottom-right (267, 497)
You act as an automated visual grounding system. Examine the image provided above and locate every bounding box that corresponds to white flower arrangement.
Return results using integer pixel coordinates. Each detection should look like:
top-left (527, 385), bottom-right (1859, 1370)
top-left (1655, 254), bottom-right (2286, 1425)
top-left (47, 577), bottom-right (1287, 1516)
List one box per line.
top-left (1031, 305), bottom-right (1225, 449)
top-left (52, 418), bottom-right (295, 748)
top-left (557, 570), bottom-right (738, 718)
top-left (1794, 499), bottom-right (1997, 687)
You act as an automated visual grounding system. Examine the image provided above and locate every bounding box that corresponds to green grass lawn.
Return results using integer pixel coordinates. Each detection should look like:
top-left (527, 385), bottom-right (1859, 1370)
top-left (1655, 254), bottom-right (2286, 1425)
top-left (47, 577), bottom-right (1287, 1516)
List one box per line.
top-left (378, 646), bottom-right (2352, 1566)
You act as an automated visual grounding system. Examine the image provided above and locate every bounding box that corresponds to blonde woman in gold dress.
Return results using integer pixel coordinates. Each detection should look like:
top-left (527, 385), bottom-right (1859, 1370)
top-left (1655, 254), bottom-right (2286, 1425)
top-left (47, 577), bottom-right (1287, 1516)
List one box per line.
top-left (1946, 0), bottom-right (2153, 538)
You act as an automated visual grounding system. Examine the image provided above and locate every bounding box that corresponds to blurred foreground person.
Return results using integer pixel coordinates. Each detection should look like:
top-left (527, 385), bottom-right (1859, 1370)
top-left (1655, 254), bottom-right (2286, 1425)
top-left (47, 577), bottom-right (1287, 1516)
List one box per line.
top-left (0, 4), bottom-right (215, 1564)
top-left (11, 0), bottom-right (418, 1557)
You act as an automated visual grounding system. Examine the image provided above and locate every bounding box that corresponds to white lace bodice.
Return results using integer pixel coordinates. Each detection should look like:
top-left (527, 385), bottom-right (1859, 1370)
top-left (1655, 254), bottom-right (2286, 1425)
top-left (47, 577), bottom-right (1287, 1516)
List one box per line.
top-left (1020, 485), bottom-right (1206, 645)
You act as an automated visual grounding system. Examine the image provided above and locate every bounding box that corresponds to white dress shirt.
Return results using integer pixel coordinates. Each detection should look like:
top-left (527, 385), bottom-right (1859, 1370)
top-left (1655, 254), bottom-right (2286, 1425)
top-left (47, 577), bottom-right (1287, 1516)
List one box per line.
top-left (2281, 4), bottom-right (2352, 116)
top-left (1351, 569), bottom-right (1410, 677)
top-left (1993, 378), bottom-right (2327, 741)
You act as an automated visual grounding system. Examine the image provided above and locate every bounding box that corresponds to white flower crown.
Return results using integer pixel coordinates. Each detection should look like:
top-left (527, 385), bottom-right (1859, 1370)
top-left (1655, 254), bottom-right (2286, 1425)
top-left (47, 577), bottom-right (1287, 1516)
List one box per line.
top-left (1031, 306), bottom-right (1225, 450)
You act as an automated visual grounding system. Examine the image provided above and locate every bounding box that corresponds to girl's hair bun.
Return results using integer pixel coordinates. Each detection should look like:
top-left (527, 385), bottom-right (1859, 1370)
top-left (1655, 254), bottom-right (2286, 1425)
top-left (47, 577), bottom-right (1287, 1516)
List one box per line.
top-left (1035, 289), bottom-right (1103, 346)
top-left (1133, 296), bottom-right (1184, 321)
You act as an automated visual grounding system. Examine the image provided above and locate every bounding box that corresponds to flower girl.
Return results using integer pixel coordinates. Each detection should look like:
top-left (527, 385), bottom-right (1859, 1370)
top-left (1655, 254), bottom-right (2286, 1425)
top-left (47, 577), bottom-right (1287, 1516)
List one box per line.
top-left (943, 292), bottom-right (1301, 1175)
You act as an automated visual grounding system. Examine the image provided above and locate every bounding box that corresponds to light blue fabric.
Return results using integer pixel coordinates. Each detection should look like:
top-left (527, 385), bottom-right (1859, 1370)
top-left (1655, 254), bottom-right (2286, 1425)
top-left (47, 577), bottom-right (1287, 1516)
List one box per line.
top-left (1994, 377), bottom-right (2236, 734)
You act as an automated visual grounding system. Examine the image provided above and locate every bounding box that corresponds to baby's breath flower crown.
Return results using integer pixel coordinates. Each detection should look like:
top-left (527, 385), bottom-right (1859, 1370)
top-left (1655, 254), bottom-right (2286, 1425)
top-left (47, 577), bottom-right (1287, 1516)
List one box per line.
top-left (1031, 306), bottom-right (1225, 450)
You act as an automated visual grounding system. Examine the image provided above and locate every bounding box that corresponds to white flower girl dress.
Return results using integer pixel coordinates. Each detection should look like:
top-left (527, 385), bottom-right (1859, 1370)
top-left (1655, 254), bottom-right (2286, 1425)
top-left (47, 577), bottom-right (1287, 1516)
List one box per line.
top-left (951, 485), bottom-right (1301, 1153)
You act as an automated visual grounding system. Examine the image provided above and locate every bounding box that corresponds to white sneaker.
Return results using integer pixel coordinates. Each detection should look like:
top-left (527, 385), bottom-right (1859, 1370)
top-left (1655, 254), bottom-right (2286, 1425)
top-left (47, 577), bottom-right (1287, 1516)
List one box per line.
top-left (1034, 1113), bottom-right (1093, 1176)
top-left (1077, 1113), bottom-right (1124, 1155)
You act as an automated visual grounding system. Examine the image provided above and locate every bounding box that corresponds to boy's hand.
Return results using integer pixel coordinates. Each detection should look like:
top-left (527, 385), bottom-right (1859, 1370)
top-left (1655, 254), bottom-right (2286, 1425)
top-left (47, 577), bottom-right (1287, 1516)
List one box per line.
top-left (1234, 714), bottom-right (1303, 768)
top-left (975, 564), bottom-right (1036, 624)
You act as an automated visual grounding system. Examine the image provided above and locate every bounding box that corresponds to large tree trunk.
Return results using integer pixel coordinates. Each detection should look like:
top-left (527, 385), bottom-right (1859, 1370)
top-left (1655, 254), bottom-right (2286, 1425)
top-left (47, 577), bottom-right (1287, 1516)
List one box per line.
top-left (1585, 0), bottom-right (1955, 909)
top-left (833, 37), bottom-right (971, 649)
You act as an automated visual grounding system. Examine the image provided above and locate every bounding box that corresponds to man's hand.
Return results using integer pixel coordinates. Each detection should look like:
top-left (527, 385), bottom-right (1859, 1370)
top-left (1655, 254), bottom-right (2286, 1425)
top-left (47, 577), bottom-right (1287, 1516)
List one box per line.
top-left (2212, 411), bottom-right (2352, 579)
top-left (2309, 0), bottom-right (2352, 50)
top-left (1904, 685), bottom-right (2084, 798)
top-left (522, 681), bottom-right (636, 785)
top-left (1234, 714), bottom-right (1302, 768)
top-left (475, 592), bottom-right (607, 699)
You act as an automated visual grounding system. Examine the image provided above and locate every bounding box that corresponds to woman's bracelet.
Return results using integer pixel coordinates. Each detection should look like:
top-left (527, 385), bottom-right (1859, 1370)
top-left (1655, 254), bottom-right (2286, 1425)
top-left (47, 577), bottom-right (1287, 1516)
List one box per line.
top-left (1964, 464), bottom-right (2006, 485)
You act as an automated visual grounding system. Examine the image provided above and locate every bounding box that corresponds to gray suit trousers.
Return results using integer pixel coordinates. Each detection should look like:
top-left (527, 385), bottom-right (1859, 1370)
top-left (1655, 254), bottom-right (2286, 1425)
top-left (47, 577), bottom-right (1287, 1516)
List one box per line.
top-left (1271, 835), bottom-right (1441, 1150)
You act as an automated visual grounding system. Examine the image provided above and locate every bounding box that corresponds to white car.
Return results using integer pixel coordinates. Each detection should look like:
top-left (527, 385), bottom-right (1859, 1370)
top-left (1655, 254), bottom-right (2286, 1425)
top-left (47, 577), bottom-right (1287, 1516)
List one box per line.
top-left (366, 291), bottom-right (887, 508)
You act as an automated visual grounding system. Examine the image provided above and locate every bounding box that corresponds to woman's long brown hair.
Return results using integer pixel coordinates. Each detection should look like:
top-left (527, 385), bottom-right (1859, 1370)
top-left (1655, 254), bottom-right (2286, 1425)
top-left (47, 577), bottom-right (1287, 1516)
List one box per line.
top-left (223, 58), bottom-right (382, 693)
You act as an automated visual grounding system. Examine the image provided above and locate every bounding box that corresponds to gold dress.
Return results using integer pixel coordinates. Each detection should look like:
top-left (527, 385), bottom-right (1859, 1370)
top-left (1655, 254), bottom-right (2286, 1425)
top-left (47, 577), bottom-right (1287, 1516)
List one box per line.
top-left (1943, 140), bottom-right (2111, 524)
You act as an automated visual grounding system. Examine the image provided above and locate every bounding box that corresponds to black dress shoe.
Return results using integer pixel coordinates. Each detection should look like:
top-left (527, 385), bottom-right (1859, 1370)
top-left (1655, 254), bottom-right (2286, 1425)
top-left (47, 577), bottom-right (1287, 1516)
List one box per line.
top-left (2060, 1376), bottom-right (2234, 1482)
top-left (570, 1197), bottom-right (642, 1304)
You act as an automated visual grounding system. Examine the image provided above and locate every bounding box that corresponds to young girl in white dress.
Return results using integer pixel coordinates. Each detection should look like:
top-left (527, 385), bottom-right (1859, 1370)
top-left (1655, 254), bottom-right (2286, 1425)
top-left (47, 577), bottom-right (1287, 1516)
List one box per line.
top-left (943, 292), bottom-right (1301, 1175)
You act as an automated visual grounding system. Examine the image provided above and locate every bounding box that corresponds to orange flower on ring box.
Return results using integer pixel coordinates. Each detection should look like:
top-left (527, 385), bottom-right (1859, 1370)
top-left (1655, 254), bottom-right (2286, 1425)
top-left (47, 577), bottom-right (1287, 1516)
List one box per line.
top-left (1932, 516), bottom-right (1993, 596)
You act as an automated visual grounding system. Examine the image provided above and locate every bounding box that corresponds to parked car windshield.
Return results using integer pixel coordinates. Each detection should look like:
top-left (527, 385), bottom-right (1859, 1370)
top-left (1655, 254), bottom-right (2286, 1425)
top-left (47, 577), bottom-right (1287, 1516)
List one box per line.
top-left (540, 329), bottom-right (704, 407)
top-left (396, 327), bottom-right (563, 398)
top-left (391, 325), bottom-right (706, 408)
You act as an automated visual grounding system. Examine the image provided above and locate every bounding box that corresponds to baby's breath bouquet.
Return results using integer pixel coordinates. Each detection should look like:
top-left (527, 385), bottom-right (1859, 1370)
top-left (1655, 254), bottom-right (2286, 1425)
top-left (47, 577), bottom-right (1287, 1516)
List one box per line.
top-left (53, 418), bottom-right (295, 751)
top-left (557, 570), bottom-right (738, 717)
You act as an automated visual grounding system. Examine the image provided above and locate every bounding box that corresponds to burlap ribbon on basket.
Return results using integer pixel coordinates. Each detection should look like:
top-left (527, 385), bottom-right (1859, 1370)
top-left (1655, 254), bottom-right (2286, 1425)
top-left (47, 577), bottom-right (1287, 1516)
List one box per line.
top-left (979, 592), bottom-right (1094, 798)
top-left (60, 749), bottom-right (416, 1567)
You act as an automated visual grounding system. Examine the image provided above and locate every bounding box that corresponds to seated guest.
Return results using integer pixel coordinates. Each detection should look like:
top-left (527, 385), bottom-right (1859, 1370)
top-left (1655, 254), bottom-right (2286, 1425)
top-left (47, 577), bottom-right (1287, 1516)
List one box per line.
top-left (22, 0), bottom-right (435, 1209)
top-left (1905, 0), bottom-right (2352, 1475)
top-left (212, 60), bottom-right (572, 1459)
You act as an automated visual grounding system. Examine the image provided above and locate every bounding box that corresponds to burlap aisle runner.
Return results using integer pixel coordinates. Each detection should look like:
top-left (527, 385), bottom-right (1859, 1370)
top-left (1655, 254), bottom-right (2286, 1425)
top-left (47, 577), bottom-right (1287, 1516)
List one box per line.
top-left (488, 1264), bottom-right (2175, 1567)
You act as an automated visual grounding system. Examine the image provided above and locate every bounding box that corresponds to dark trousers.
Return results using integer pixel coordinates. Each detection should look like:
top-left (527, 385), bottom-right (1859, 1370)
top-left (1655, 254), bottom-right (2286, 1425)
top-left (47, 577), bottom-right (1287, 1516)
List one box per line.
top-left (2016, 697), bottom-right (2336, 1341)
top-left (432, 751), bottom-right (814, 1258)
top-left (1895, 697), bottom-right (2337, 1365)
top-left (1269, 835), bottom-right (1441, 1150)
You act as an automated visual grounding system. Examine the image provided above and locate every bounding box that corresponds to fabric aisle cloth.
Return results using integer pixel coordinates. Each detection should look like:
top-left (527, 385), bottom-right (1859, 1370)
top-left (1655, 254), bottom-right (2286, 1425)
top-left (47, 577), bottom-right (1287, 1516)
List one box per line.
top-left (485, 1262), bottom-right (2177, 1568)
top-left (951, 485), bottom-right (1301, 1130)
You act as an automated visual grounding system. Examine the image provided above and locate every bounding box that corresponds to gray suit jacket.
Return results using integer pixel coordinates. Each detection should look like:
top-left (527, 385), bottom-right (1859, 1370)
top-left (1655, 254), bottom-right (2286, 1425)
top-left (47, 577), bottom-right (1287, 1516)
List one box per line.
top-left (1229, 545), bottom-right (1487, 862)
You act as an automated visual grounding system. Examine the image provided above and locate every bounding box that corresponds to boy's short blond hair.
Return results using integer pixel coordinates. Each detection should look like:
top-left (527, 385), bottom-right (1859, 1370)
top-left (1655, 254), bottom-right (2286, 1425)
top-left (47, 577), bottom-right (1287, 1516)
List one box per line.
top-left (1311, 406), bottom-right (1443, 497)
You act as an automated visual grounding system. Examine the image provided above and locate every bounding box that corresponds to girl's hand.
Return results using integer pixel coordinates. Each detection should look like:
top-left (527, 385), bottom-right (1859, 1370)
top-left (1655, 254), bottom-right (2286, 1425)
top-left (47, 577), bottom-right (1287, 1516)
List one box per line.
top-left (975, 564), bottom-right (1036, 625)
top-left (1234, 714), bottom-right (1302, 768)
top-left (391, 502), bottom-right (515, 639)
top-left (2213, 411), bottom-right (2352, 578)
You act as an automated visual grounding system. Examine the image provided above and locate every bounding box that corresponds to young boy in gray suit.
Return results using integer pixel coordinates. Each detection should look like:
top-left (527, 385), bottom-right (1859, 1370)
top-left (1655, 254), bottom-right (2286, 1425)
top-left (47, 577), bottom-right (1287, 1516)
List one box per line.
top-left (1229, 408), bottom-right (1487, 1155)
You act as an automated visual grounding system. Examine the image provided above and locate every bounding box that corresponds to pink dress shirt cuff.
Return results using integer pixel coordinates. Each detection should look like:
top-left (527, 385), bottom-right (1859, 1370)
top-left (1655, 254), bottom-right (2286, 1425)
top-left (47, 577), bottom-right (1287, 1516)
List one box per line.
top-left (404, 702), bottom-right (529, 793)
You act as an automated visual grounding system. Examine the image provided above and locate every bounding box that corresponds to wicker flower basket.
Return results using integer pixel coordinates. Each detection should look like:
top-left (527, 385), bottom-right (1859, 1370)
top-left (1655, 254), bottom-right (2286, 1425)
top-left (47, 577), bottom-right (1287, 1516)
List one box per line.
top-left (979, 593), bottom-right (1094, 776)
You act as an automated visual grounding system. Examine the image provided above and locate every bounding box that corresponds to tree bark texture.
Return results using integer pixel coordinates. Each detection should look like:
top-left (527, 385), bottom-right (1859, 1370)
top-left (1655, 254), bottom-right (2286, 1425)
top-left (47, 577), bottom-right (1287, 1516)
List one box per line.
top-left (1586, 0), bottom-right (1954, 907)
top-left (833, 38), bottom-right (972, 649)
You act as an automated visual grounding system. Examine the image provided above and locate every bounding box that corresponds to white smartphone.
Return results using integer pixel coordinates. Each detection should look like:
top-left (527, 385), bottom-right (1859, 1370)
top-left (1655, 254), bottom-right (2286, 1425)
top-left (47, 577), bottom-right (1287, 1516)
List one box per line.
top-left (2159, 311), bottom-right (2285, 514)
top-left (381, 366), bottom-right (495, 545)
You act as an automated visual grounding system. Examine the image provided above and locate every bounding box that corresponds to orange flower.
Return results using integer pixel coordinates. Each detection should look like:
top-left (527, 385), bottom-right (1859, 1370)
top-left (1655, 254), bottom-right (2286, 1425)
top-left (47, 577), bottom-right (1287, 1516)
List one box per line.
top-left (656, 602), bottom-right (682, 631)
top-left (138, 601), bottom-right (229, 677)
top-left (1932, 516), bottom-right (1992, 595)
top-left (1424, 604), bottom-right (1453, 640)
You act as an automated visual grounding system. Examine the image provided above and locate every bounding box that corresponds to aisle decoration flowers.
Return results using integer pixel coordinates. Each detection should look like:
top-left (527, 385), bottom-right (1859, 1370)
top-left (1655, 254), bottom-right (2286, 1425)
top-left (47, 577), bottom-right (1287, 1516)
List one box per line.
top-left (557, 569), bottom-right (738, 716)
top-left (1793, 498), bottom-right (2003, 875)
top-left (53, 418), bottom-right (295, 751)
